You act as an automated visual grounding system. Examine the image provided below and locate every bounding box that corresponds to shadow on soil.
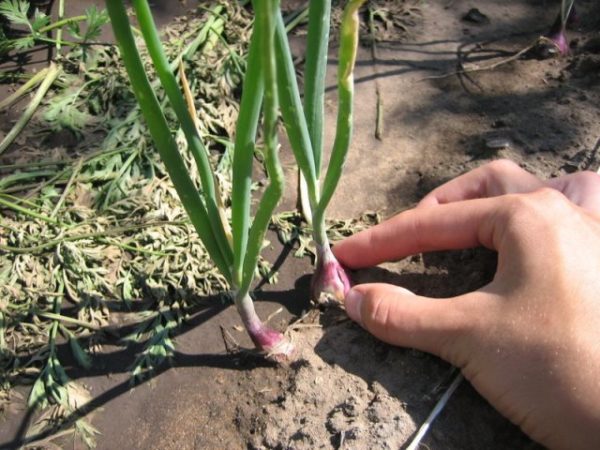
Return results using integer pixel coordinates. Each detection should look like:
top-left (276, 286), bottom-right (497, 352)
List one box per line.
top-left (1, 234), bottom-right (313, 449)
top-left (2, 297), bottom-right (283, 448)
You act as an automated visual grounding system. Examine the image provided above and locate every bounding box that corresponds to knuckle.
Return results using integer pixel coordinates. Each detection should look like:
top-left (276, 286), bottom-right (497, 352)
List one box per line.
top-left (365, 292), bottom-right (391, 328)
top-left (486, 158), bottom-right (519, 172)
top-left (485, 159), bottom-right (521, 180)
top-left (500, 188), bottom-right (570, 235)
top-left (530, 186), bottom-right (570, 207)
top-left (572, 170), bottom-right (600, 188)
top-left (363, 289), bottom-right (400, 343)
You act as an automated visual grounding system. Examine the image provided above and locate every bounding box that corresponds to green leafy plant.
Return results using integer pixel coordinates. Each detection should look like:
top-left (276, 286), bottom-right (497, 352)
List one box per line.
top-left (66, 5), bottom-right (109, 43)
top-left (0, 0), bottom-right (49, 51)
top-left (106, 0), bottom-right (365, 358)
top-left (0, 0), bottom-right (109, 53)
top-left (25, 271), bottom-right (99, 447)
top-left (0, 1), bottom-right (111, 156)
top-left (0, 2), bottom-right (249, 406)
top-left (0, 2), bottom-right (254, 444)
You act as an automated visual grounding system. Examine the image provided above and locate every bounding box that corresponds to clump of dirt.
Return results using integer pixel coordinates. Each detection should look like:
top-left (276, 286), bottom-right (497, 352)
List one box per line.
top-left (568, 54), bottom-right (600, 81)
top-left (241, 321), bottom-right (417, 449)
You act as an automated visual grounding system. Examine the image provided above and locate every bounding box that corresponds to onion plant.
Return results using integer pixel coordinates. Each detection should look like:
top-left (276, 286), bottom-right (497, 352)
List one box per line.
top-left (276, 0), bottom-right (366, 303)
top-left (107, 0), bottom-right (293, 358)
top-left (106, 0), bottom-right (365, 357)
top-left (544, 0), bottom-right (576, 56)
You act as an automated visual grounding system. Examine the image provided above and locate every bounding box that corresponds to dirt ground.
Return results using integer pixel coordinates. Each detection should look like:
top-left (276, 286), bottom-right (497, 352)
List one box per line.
top-left (2, 0), bottom-right (600, 449)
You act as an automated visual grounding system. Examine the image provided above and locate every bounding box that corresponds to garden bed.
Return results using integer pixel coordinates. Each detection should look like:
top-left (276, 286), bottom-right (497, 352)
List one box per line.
top-left (1, 0), bottom-right (599, 448)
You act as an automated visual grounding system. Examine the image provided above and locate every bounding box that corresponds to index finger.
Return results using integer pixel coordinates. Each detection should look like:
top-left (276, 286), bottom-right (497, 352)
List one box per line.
top-left (333, 197), bottom-right (504, 269)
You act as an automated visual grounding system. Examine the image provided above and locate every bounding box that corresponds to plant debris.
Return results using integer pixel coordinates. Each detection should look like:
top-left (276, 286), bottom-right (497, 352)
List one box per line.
top-left (0, 1), bottom-right (252, 446)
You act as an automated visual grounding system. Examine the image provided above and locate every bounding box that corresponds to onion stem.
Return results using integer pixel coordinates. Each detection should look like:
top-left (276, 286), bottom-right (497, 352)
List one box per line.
top-left (313, 0), bottom-right (365, 232)
top-left (0, 67), bottom-right (49, 111)
top-left (107, 0), bottom-right (363, 349)
top-left (231, 19), bottom-right (265, 287)
top-left (0, 63), bottom-right (61, 156)
top-left (239, 0), bottom-right (283, 296)
top-left (106, 0), bottom-right (232, 281)
top-left (131, 0), bottom-right (233, 270)
top-left (108, 0), bottom-right (293, 356)
top-left (304, 0), bottom-right (332, 179)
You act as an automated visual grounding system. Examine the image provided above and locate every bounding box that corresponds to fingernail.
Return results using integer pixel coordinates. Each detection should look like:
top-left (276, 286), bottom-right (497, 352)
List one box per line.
top-left (344, 289), bottom-right (363, 324)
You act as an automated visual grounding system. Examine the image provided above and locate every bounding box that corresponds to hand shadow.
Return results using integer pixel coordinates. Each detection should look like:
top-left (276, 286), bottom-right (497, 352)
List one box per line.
top-left (313, 248), bottom-right (539, 449)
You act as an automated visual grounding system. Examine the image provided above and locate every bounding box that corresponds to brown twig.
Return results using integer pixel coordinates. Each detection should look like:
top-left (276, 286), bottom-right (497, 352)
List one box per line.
top-left (421, 40), bottom-right (538, 81)
top-left (220, 324), bottom-right (240, 354)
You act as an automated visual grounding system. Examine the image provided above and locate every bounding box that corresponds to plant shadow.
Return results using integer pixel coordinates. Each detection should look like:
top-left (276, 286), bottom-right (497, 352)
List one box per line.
top-left (1, 237), bottom-right (312, 449)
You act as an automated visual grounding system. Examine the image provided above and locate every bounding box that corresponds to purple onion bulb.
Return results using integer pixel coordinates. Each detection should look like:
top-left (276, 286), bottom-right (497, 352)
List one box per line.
top-left (311, 243), bottom-right (351, 304)
top-left (236, 293), bottom-right (294, 360)
top-left (546, 29), bottom-right (570, 56)
top-left (544, 3), bottom-right (577, 56)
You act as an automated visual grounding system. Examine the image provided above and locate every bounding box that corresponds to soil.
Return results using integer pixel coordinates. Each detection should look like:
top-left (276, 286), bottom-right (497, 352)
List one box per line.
top-left (1, 0), bottom-right (600, 449)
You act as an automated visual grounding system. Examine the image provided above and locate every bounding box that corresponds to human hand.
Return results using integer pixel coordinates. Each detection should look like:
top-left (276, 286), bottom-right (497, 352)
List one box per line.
top-left (333, 160), bottom-right (600, 449)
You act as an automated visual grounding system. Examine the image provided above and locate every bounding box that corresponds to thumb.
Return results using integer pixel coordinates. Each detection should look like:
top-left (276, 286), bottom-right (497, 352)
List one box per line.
top-left (345, 283), bottom-right (483, 365)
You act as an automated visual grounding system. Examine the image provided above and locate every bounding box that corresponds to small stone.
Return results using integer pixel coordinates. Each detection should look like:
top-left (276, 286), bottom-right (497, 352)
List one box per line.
top-left (485, 137), bottom-right (512, 150)
top-left (561, 163), bottom-right (579, 174)
top-left (345, 426), bottom-right (360, 440)
top-left (462, 8), bottom-right (490, 25)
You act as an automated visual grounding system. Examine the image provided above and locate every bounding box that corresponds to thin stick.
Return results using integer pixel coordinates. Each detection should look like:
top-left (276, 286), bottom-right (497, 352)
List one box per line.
top-left (0, 63), bottom-right (61, 156)
top-left (0, 312), bottom-right (5, 353)
top-left (462, 42), bottom-right (537, 72)
top-left (422, 42), bottom-right (537, 81)
top-left (50, 158), bottom-right (83, 218)
top-left (591, 137), bottom-right (600, 174)
top-left (406, 373), bottom-right (464, 450)
top-left (368, 6), bottom-right (384, 141)
top-left (0, 67), bottom-right (49, 111)
top-left (179, 60), bottom-right (202, 131)
top-left (37, 311), bottom-right (102, 331)
top-left (56, 0), bottom-right (65, 54)
top-left (375, 91), bottom-right (384, 140)
top-left (266, 307), bottom-right (283, 323)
